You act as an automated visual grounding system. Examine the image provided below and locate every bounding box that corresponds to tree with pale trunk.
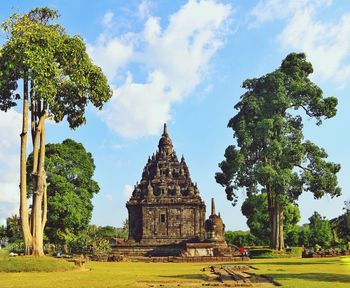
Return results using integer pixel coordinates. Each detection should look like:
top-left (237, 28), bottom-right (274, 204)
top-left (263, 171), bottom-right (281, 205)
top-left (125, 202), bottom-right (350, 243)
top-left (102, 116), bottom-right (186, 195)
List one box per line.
top-left (0, 8), bottom-right (112, 256)
top-left (215, 53), bottom-right (341, 251)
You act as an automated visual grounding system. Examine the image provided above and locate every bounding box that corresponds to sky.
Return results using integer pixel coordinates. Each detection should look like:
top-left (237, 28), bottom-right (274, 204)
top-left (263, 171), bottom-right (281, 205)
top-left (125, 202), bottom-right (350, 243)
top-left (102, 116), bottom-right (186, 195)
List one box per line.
top-left (0, 0), bottom-right (350, 231)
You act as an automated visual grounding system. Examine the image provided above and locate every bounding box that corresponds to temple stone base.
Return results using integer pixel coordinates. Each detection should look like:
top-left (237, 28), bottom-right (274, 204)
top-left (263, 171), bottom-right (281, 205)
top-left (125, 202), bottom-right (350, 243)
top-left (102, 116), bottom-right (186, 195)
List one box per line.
top-left (111, 241), bottom-right (240, 258)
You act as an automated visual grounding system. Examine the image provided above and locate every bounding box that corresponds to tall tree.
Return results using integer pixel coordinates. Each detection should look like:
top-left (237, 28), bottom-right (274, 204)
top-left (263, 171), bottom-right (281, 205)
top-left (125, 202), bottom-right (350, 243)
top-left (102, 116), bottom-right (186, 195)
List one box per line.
top-left (216, 53), bottom-right (341, 250)
top-left (241, 194), bottom-right (300, 245)
top-left (27, 139), bottom-right (100, 251)
top-left (0, 8), bottom-right (112, 256)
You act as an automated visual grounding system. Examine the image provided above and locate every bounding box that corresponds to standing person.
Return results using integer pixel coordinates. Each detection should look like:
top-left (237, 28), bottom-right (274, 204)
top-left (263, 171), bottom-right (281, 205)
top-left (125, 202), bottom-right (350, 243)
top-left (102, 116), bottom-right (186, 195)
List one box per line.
top-left (239, 245), bottom-right (245, 259)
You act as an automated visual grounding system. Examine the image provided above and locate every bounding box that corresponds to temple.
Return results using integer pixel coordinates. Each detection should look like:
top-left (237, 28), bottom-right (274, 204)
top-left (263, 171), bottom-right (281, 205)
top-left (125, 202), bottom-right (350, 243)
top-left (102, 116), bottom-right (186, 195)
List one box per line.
top-left (111, 124), bottom-right (239, 259)
top-left (126, 124), bottom-right (206, 244)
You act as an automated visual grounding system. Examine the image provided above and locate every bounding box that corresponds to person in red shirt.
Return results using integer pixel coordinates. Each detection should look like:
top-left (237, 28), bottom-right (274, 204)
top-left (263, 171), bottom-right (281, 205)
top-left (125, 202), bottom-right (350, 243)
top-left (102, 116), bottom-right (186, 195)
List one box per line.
top-left (239, 245), bottom-right (245, 258)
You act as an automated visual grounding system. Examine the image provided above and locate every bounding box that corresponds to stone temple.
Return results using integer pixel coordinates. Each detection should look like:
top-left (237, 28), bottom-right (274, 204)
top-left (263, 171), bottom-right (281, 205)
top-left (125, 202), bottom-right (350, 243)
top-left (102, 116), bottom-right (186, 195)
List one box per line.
top-left (127, 123), bottom-right (206, 245)
top-left (112, 124), bottom-right (238, 258)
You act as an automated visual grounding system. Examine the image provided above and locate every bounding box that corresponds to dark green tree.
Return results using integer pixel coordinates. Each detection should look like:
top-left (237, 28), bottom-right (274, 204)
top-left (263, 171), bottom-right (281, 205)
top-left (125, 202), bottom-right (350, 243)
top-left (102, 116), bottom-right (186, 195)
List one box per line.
top-left (308, 212), bottom-right (332, 247)
top-left (0, 8), bottom-right (112, 256)
top-left (5, 215), bottom-right (22, 243)
top-left (216, 53), bottom-right (341, 250)
top-left (330, 202), bottom-right (350, 245)
top-left (241, 194), bottom-right (300, 245)
top-left (224, 230), bottom-right (258, 246)
top-left (27, 139), bottom-right (99, 252)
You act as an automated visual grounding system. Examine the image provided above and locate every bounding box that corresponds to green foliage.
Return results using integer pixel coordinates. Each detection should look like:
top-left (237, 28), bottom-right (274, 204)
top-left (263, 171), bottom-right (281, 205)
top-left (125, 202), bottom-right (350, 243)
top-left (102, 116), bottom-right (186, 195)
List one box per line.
top-left (286, 246), bottom-right (303, 257)
top-left (308, 211), bottom-right (332, 247)
top-left (5, 215), bottom-right (22, 243)
top-left (0, 225), bottom-right (8, 245)
top-left (5, 240), bottom-right (25, 254)
top-left (241, 193), bottom-right (300, 245)
top-left (330, 204), bottom-right (350, 245)
top-left (26, 139), bottom-right (99, 248)
top-left (224, 230), bottom-right (260, 246)
top-left (249, 247), bottom-right (302, 258)
top-left (216, 52), bottom-right (341, 248)
top-left (95, 225), bottom-right (128, 240)
top-left (216, 52), bottom-right (340, 204)
top-left (0, 8), bottom-right (112, 126)
top-left (68, 225), bottom-right (121, 255)
top-left (249, 248), bottom-right (283, 258)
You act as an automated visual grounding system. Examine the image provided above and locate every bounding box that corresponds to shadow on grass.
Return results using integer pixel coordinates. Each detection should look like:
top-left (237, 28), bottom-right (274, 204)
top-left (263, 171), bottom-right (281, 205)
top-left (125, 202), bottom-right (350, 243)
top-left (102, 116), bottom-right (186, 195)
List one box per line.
top-left (159, 274), bottom-right (206, 280)
top-left (266, 273), bottom-right (350, 284)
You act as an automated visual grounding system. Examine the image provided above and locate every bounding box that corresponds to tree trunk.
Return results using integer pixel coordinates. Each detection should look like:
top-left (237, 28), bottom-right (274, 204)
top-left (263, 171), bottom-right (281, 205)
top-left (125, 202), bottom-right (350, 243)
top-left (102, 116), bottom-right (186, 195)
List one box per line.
top-left (20, 72), bottom-right (33, 255)
top-left (271, 201), bottom-right (285, 251)
top-left (31, 115), bottom-right (47, 256)
top-left (266, 185), bottom-right (285, 251)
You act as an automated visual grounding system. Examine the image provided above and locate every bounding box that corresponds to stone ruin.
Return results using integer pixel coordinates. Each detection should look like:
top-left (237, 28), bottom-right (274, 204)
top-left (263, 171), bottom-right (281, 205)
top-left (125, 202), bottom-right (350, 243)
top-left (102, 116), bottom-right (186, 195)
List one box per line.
top-left (111, 124), bottom-right (241, 260)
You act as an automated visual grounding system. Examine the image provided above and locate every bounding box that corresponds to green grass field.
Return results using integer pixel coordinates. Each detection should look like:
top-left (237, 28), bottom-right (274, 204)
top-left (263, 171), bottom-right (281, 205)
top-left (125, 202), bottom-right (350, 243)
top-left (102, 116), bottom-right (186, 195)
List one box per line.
top-left (0, 255), bottom-right (349, 288)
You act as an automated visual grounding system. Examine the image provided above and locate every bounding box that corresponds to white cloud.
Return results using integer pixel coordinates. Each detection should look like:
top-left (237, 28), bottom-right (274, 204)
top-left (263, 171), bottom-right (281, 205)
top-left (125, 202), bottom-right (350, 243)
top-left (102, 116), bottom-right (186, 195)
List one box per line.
top-left (249, 0), bottom-right (331, 27)
top-left (250, 0), bottom-right (350, 85)
top-left (123, 184), bottom-right (133, 199)
top-left (106, 193), bottom-right (113, 201)
top-left (137, 0), bottom-right (153, 20)
top-left (0, 109), bottom-right (21, 225)
top-left (88, 0), bottom-right (232, 138)
top-left (87, 36), bottom-right (133, 81)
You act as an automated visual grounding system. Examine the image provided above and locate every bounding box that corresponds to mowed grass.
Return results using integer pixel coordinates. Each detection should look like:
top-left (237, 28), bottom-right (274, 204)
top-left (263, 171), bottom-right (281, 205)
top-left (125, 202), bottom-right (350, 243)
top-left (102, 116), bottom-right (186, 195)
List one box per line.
top-left (0, 250), bottom-right (75, 273)
top-left (0, 255), bottom-right (349, 288)
top-left (246, 257), bottom-right (350, 288)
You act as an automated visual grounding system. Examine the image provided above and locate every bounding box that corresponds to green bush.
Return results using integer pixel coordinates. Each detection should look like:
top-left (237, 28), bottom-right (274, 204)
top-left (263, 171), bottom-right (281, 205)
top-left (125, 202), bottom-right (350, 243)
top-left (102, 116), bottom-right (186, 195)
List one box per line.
top-left (225, 231), bottom-right (261, 246)
top-left (286, 246), bottom-right (303, 257)
top-left (5, 240), bottom-right (24, 254)
top-left (249, 246), bottom-right (303, 258)
top-left (249, 248), bottom-right (280, 258)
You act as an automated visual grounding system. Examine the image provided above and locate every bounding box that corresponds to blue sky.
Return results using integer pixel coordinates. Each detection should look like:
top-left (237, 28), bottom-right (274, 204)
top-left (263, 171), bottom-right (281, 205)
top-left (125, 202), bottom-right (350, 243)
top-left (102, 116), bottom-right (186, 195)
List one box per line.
top-left (0, 0), bottom-right (350, 231)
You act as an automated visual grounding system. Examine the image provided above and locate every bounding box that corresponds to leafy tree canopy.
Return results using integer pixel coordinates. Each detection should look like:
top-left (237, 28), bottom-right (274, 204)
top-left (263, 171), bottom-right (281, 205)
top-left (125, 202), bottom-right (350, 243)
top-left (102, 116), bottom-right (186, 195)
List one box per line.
top-left (308, 211), bottom-right (332, 247)
top-left (0, 7), bottom-right (112, 127)
top-left (330, 202), bottom-right (350, 244)
top-left (27, 139), bottom-right (99, 245)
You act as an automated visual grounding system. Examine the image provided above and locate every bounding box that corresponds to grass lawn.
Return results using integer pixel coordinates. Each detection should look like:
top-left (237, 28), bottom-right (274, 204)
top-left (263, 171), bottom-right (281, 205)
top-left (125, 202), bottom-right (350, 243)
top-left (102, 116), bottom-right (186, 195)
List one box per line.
top-left (0, 250), bottom-right (76, 273)
top-left (0, 256), bottom-right (349, 288)
top-left (246, 257), bottom-right (350, 288)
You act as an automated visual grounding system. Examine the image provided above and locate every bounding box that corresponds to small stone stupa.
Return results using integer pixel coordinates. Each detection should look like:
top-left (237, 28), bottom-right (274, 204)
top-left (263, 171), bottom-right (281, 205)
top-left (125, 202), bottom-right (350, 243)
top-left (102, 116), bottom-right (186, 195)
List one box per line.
top-left (205, 198), bottom-right (225, 243)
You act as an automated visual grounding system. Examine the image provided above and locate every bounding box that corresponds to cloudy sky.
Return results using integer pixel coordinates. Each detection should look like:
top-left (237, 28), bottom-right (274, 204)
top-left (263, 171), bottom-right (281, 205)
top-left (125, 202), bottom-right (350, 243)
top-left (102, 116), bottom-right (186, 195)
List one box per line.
top-left (1, 0), bottom-right (350, 230)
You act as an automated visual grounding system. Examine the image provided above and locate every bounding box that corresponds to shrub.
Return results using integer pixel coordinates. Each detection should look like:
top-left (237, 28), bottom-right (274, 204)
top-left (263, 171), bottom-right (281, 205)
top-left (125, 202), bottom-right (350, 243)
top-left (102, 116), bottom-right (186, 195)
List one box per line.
top-left (225, 231), bottom-right (261, 246)
top-left (286, 246), bottom-right (303, 257)
top-left (249, 247), bottom-right (303, 258)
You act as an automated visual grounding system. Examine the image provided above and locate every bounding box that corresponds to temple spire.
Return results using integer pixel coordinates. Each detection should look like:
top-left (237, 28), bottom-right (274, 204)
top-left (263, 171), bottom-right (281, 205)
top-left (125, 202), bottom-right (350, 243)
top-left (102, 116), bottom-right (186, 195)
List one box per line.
top-left (163, 123), bottom-right (168, 135)
top-left (158, 123), bottom-right (173, 155)
top-left (211, 198), bottom-right (216, 216)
